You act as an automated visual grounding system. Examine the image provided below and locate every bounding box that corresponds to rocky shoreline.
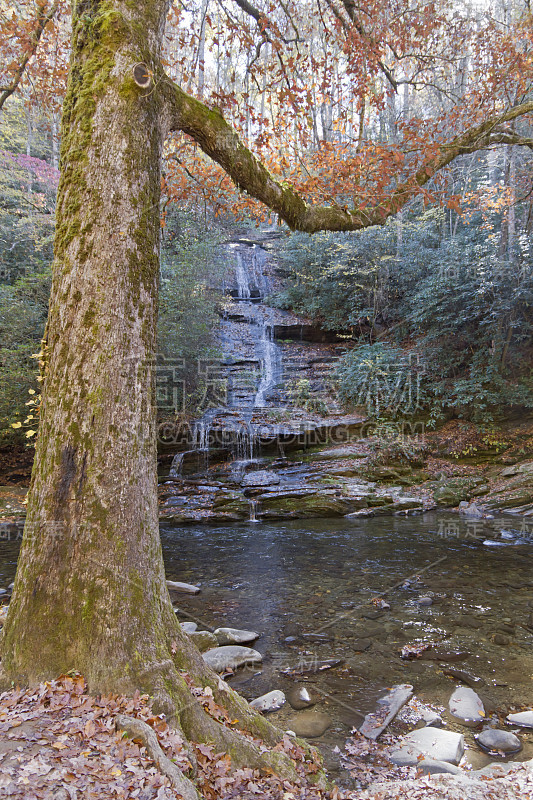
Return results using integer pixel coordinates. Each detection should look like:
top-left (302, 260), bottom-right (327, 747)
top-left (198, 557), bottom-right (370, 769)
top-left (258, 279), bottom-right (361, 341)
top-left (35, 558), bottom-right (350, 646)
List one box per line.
top-left (155, 415), bottom-right (533, 526)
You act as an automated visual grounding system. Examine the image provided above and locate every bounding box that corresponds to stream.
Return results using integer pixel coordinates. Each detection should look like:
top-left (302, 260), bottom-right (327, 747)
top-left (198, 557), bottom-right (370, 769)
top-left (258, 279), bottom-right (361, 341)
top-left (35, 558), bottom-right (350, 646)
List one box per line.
top-left (1, 511), bottom-right (532, 781)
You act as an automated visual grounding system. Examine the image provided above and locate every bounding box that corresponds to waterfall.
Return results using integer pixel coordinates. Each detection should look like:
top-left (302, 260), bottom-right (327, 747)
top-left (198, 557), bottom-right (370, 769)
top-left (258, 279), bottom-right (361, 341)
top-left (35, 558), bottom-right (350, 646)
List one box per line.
top-left (168, 236), bottom-right (284, 477)
top-left (169, 452), bottom-right (185, 477)
top-left (249, 498), bottom-right (259, 522)
top-left (235, 251), bottom-right (251, 300)
top-left (254, 324), bottom-right (279, 408)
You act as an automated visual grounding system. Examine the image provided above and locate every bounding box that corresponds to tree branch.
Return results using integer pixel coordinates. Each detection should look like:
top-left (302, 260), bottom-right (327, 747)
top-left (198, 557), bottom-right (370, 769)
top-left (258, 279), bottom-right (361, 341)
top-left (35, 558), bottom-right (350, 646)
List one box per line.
top-left (163, 74), bottom-right (533, 232)
top-left (0, 1), bottom-right (59, 112)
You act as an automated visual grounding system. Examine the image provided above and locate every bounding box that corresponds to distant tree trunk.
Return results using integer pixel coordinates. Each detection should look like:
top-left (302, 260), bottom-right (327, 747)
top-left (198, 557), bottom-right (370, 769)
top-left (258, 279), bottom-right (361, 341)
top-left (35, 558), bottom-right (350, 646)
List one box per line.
top-left (1, 0), bottom-right (301, 778)
top-left (51, 111), bottom-right (59, 171)
top-left (26, 105), bottom-right (32, 195)
top-left (198, 0), bottom-right (208, 99)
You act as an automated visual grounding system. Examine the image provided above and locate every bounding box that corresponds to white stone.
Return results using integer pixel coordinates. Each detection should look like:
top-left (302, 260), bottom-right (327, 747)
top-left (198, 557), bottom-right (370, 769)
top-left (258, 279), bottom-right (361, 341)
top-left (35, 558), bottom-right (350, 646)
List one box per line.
top-left (180, 621), bottom-right (198, 633)
top-left (389, 728), bottom-right (465, 766)
top-left (506, 710), bottom-right (533, 729)
top-left (166, 580), bottom-right (200, 594)
top-left (250, 690), bottom-right (286, 713)
top-left (449, 687), bottom-right (485, 726)
top-left (202, 645), bottom-right (262, 672)
top-left (214, 627), bottom-right (259, 645)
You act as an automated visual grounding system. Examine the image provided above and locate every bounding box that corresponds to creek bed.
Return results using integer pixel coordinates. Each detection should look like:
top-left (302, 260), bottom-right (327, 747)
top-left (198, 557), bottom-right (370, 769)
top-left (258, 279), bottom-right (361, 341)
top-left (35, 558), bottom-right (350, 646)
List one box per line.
top-left (1, 511), bottom-right (533, 781)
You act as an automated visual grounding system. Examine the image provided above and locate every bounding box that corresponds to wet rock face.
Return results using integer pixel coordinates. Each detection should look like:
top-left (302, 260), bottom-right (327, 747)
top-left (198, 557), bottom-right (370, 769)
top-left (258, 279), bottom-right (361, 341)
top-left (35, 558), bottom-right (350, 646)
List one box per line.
top-left (241, 471), bottom-right (280, 487)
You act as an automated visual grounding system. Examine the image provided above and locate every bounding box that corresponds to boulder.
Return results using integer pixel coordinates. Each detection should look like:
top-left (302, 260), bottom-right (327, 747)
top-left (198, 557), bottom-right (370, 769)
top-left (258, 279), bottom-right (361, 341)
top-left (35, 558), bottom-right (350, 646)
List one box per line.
top-left (448, 687), bottom-right (485, 727)
top-left (506, 710), bottom-right (533, 728)
top-left (287, 710), bottom-right (332, 738)
top-left (202, 645), bottom-right (262, 672)
top-left (476, 728), bottom-right (522, 755)
top-left (389, 728), bottom-right (465, 766)
top-left (250, 690), bottom-right (286, 713)
top-left (180, 621), bottom-right (198, 633)
top-left (458, 501), bottom-right (484, 517)
top-left (214, 627), bottom-right (259, 645)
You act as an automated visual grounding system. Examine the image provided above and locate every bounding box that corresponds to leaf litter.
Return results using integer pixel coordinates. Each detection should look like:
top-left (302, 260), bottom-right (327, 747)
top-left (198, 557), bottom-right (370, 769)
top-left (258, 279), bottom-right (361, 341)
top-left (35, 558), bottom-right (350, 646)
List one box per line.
top-left (0, 675), bottom-right (532, 799)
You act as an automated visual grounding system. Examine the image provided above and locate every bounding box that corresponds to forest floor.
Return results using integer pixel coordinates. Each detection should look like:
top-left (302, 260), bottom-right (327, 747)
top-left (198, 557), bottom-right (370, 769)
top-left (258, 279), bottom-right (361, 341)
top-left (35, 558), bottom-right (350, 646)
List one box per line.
top-left (0, 676), bottom-right (532, 800)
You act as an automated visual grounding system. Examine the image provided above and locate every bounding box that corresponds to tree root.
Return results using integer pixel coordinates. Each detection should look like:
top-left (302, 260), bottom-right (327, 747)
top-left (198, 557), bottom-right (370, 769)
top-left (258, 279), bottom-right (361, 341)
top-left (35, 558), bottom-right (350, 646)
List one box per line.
top-left (178, 695), bottom-right (304, 784)
top-left (115, 714), bottom-right (202, 800)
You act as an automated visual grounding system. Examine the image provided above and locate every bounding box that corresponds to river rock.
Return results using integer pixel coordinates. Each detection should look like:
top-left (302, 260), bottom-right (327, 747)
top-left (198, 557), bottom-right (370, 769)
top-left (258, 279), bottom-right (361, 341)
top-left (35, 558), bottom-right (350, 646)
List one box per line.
top-left (458, 501), bottom-right (484, 517)
top-left (202, 645), bottom-right (262, 672)
top-left (180, 621), bottom-right (198, 633)
top-left (287, 710), bottom-right (332, 738)
top-left (418, 596), bottom-right (433, 606)
top-left (286, 686), bottom-right (316, 710)
top-left (166, 579), bottom-right (201, 594)
top-left (214, 627), bottom-right (259, 645)
top-left (189, 630), bottom-right (219, 652)
top-left (506, 710), bottom-right (533, 728)
top-left (242, 471), bottom-right (280, 487)
top-left (418, 758), bottom-right (463, 775)
top-left (448, 687), bottom-right (485, 726)
top-left (476, 728), bottom-right (522, 755)
top-left (352, 638), bottom-right (372, 652)
top-left (250, 690), bottom-right (286, 713)
top-left (389, 728), bottom-right (465, 766)
top-left (359, 684), bottom-right (413, 740)
top-left (492, 633), bottom-right (510, 646)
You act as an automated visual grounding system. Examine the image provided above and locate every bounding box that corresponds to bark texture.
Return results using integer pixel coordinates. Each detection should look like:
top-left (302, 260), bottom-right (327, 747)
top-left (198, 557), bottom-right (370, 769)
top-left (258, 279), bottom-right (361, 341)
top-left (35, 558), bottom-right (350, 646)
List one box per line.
top-left (2, 0), bottom-right (175, 692)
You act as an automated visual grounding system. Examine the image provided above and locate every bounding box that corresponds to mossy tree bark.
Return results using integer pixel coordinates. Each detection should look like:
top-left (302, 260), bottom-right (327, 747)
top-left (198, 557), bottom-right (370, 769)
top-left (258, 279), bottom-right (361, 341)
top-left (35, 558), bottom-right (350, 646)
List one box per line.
top-left (0, 1), bottom-right (324, 781)
top-left (2, 0), bottom-right (180, 690)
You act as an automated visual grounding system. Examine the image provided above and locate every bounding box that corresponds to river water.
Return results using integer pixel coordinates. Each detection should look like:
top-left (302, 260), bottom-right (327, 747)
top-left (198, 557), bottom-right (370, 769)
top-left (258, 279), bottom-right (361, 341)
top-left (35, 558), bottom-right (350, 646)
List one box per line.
top-left (2, 512), bottom-right (533, 778)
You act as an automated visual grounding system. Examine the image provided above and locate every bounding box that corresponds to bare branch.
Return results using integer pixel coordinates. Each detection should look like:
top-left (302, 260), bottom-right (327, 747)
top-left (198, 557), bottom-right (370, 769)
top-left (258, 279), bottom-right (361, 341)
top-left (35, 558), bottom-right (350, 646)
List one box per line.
top-left (0, 1), bottom-right (59, 112)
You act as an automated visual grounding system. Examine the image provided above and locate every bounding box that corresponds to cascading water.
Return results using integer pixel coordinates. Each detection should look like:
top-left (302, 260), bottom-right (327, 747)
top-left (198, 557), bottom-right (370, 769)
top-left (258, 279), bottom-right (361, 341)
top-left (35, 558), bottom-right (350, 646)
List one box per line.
top-left (254, 323), bottom-right (280, 408)
top-left (170, 236), bottom-right (283, 476)
top-left (169, 452), bottom-right (185, 478)
top-left (234, 251), bottom-right (251, 300)
top-left (248, 499), bottom-right (259, 522)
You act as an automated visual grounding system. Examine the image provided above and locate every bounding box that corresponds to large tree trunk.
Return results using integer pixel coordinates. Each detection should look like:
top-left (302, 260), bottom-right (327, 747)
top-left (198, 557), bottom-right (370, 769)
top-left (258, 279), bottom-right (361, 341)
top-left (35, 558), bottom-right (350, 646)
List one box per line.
top-left (0, 2), bottom-right (323, 783)
top-left (2, 0), bottom-right (172, 693)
